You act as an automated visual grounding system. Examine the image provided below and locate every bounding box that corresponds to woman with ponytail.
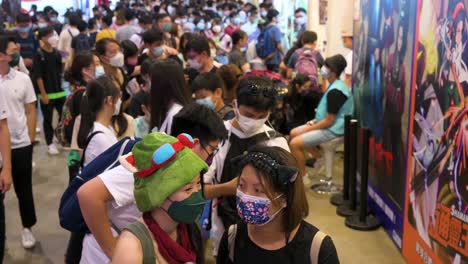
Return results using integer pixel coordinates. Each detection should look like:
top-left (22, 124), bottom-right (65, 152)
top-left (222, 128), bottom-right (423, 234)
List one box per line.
top-left (77, 76), bottom-right (122, 166)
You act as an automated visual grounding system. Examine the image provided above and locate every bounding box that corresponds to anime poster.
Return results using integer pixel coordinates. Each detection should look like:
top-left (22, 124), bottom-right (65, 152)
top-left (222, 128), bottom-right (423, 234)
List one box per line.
top-left (352, 0), bottom-right (417, 248)
top-left (402, 0), bottom-right (468, 263)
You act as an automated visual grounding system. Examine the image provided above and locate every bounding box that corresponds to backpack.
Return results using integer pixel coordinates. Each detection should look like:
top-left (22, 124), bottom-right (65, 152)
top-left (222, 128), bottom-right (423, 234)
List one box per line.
top-left (54, 88), bottom-right (85, 147)
top-left (255, 25), bottom-right (276, 59)
top-left (72, 32), bottom-right (92, 53)
top-left (295, 48), bottom-right (319, 91)
top-left (59, 137), bottom-right (141, 233)
top-left (227, 224), bottom-right (327, 263)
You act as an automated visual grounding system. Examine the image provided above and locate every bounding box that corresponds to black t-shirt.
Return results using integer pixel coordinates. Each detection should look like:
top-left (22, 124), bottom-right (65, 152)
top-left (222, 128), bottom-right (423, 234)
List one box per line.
top-left (326, 90), bottom-right (348, 115)
top-left (217, 221), bottom-right (339, 264)
top-left (32, 48), bottom-right (62, 94)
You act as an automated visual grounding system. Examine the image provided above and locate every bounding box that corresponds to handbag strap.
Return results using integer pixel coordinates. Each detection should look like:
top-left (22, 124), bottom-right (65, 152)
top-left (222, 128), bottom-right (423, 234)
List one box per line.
top-left (125, 221), bottom-right (157, 264)
top-left (310, 230), bottom-right (327, 264)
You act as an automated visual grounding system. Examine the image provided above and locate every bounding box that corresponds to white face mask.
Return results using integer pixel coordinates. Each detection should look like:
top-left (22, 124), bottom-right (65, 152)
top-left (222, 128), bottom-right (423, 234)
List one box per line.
top-left (234, 100), bottom-right (269, 135)
top-left (295, 16), bottom-right (307, 26)
top-left (113, 98), bottom-right (122, 116)
top-left (212, 25), bottom-right (222, 33)
top-left (109, 52), bottom-right (124, 68)
top-left (47, 35), bottom-right (60, 47)
top-left (188, 58), bottom-right (202, 70)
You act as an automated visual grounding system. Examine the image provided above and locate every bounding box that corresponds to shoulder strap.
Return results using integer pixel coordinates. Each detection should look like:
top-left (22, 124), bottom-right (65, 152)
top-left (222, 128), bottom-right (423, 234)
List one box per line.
top-left (126, 222), bottom-right (156, 264)
top-left (80, 131), bottom-right (104, 168)
top-left (68, 29), bottom-right (74, 38)
top-left (228, 224), bottom-right (237, 262)
top-left (310, 230), bottom-right (327, 264)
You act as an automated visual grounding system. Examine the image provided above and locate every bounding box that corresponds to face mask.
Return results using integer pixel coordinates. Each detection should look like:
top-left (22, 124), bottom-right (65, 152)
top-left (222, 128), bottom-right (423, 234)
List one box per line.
top-left (224, 11), bottom-right (231, 16)
top-left (17, 24), bottom-right (31, 33)
top-left (167, 191), bottom-right (206, 223)
top-left (38, 22), bottom-right (48, 28)
top-left (212, 25), bottom-right (222, 33)
top-left (240, 47), bottom-right (247, 52)
top-left (295, 16), bottom-right (307, 25)
top-left (261, 10), bottom-right (267, 18)
top-left (175, 19), bottom-right (181, 25)
top-left (236, 189), bottom-right (283, 225)
top-left (127, 57), bottom-right (138, 66)
top-left (233, 17), bottom-right (241, 25)
top-left (109, 52), bottom-right (124, 68)
top-left (181, 18), bottom-right (188, 24)
top-left (95, 65), bottom-right (105, 78)
top-left (196, 22), bottom-right (205, 31)
top-left (196, 97), bottom-right (215, 110)
top-left (50, 16), bottom-right (58, 23)
top-left (113, 98), bottom-right (122, 116)
top-left (163, 23), bottom-right (172, 32)
top-left (9, 53), bottom-right (20, 67)
top-left (206, 22), bottom-right (212, 30)
top-left (47, 35), bottom-right (60, 47)
top-left (321, 67), bottom-right (330, 79)
top-left (152, 46), bottom-right (165, 57)
top-left (234, 102), bottom-right (269, 135)
top-left (188, 58), bottom-right (202, 71)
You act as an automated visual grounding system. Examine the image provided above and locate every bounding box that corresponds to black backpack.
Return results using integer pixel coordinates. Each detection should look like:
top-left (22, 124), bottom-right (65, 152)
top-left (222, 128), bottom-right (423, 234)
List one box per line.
top-left (72, 32), bottom-right (92, 53)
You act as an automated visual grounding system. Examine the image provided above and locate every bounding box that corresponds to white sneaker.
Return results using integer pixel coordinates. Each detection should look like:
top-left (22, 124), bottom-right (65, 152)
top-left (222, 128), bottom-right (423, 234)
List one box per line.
top-left (21, 228), bottom-right (36, 249)
top-left (47, 143), bottom-right (60, 155)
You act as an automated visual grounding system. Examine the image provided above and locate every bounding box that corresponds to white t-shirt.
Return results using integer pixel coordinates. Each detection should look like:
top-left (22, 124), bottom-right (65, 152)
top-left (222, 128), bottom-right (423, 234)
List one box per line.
top-left (204, 121), bottom-right (290, 255)
top-left (83, 122), bottom-right (118, 166)
top-left (58, 27), bottom-right (79, 61)
top-left (0, 69), bottom-right (36, 149)
top-left (80, 165), bottom-right (141, 264)
top-left (341, 50), bottom-right (353, 81)
top-left (0, 94), bottom-right (8, 167)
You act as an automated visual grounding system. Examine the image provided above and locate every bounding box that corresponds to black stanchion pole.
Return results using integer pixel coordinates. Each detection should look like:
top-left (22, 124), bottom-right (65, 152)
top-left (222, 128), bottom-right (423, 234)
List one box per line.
top-left (330, 115), bottom-right (352, 206)
top-left (345, 128), bottom-right (381, 230)
top-left (336, 119), bottom-right (358, 217)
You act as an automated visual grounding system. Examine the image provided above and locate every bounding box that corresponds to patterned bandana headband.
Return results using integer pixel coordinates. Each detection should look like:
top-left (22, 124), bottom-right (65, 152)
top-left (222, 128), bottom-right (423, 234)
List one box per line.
top-left (232, 151), bottom-right (299, 187)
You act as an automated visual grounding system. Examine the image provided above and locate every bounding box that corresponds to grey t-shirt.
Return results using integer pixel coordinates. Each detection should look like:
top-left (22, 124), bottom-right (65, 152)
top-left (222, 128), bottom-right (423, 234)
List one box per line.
top-left (229, 49), bottom-right (247, 69)
top-left (116, 25), bottom-right (140, 43)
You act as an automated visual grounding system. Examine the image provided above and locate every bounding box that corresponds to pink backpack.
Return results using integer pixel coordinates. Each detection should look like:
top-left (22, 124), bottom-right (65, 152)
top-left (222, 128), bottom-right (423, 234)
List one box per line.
top-left (295, 48), bottom-right (320, 92)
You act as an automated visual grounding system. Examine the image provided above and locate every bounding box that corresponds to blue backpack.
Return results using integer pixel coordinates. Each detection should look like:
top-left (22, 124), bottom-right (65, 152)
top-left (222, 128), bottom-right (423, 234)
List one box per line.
top-left (59, 137), bottom-right (141, 233)
top-left (255, 25), bottom-right (276, 59)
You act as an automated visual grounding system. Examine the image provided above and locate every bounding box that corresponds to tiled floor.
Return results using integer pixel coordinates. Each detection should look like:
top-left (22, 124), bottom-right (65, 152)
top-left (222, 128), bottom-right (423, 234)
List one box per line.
top-left (3, 143), bottom-right (406, 263)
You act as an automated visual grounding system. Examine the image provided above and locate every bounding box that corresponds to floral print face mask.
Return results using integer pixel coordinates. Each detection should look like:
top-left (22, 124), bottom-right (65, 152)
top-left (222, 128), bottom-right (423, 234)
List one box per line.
top-left (236, 189), bottom-right (283, 226)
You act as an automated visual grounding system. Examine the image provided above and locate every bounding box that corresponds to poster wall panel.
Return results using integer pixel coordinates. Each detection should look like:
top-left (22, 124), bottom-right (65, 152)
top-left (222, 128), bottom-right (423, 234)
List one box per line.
top-left (403, 0), bottom-right (468, 263)
top-left (352, 0), bottom-right (418, 249)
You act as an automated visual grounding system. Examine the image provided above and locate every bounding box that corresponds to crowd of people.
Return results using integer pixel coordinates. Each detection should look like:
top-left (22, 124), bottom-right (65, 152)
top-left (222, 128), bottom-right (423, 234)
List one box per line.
top-left (0, 0), bottom-right (355, 263)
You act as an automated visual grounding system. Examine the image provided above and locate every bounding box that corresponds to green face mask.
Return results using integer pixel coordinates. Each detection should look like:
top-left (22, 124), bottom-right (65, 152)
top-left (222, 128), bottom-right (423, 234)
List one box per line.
top-left (9, 53), bottom-right (20, 67)
top-left (163, 23), bottom-right (172, 33)
top-left (167, 190), bottom-right (206, 223)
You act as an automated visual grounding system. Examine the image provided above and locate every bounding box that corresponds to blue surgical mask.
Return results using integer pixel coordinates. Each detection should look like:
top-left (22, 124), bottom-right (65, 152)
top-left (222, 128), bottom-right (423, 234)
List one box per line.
top-left (196, 97), bottom-right (215, 110)
top-left (152, 46), bottom-right (165, 57)
top-left (233, 17), bottom-right (241, 25)
top-left (50, 17), bottom-right (58, 23)
top-left (95, 65), bottom-right (105, 78)
top-left (17, 24), bottom-right (31, 33)
top-left (196, 22), bottom-right (206, 31)
top-left (321, 67), bottom-right (330, 79)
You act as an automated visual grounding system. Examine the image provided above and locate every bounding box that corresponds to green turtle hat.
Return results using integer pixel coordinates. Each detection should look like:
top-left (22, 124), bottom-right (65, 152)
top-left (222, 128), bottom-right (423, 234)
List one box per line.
top-left (119, 132), bottom-right (208, 212)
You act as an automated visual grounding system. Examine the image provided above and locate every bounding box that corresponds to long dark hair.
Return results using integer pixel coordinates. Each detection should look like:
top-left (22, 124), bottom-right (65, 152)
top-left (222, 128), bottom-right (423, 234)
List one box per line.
top-left (64, 51), bottom-right (94, 86)
top-left (149, 59), bottom-right (191, 129)
top-left (77, 76), bottom-right (120, 149)
top-left (287, 74), bottom-right (310, 106)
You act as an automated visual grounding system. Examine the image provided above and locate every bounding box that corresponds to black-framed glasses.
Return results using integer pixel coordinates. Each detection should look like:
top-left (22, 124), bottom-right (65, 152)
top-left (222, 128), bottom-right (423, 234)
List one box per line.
top-left (201, 142), bottom-right (219, 158)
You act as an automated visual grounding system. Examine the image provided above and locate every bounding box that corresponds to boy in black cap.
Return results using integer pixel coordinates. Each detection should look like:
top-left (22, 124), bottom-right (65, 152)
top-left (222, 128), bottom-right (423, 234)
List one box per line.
top-left (290, 54), bottom-right (354, 180)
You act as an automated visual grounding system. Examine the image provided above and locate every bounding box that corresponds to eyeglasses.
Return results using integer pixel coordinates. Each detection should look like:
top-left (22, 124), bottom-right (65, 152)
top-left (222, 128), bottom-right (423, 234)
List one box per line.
top-left (136, 133), bottom-right (195, 178)
top-left (201, 141), bottom-right (219, 158)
